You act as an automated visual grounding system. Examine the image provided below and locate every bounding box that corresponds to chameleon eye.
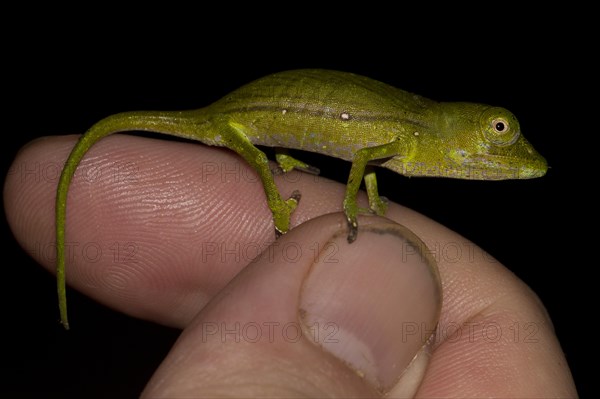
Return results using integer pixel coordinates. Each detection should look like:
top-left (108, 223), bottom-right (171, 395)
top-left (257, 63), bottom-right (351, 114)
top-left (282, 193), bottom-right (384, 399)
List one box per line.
top-left (493, 119), bottom-right (507, 133)
top-left (481, 108), bottom-right (520, 146)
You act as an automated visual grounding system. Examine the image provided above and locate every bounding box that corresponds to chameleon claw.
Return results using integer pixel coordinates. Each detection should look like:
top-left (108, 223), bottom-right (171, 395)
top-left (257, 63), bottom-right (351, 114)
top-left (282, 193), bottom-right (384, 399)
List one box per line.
top-left (347, 219), bottom-right (358, 243)
top-left (271, 166), bottom-right (285, 176)
top-left (289, 189), bottom-right (301, 203)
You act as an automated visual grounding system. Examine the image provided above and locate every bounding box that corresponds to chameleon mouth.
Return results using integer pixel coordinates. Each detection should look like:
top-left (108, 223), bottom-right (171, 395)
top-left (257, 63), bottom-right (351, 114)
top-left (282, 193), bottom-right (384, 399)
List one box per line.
top-left (385, 156), bottom-right (548, 180)
top-left (518, 160), bottom-right (548, 179)
top-left (462, 154), bottom-right (548, 180)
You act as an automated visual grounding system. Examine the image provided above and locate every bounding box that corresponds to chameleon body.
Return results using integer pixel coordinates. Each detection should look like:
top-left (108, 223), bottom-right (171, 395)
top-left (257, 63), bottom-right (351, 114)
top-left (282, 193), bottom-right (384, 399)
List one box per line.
top-left (56, 69), bottom-right (547, 328)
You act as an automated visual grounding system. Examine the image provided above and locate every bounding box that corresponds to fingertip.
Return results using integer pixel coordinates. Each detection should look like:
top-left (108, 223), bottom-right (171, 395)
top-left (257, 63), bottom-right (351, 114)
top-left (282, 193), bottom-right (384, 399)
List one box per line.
top-left (300, 215), bottom-right (442, 393)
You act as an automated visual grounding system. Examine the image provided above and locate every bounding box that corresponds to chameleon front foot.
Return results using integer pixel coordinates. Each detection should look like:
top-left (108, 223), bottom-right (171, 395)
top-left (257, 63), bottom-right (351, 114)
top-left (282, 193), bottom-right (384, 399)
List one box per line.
top-left (272, 164), bottom-right (320, 176)
top-left (343, 198), bottom-right (359, 243)
top-left (345, 199), bottom-right (389, 242)
top-left (346, 217), bottom-right (358, 243)
top-left (369, 195), bottom-right (388, 216)
top-left (273, 190), bottom-right (301, 237)
top-left (344, 195), bottom-right (388, 243)
top-left (275, 152), bottom-right (320, 175)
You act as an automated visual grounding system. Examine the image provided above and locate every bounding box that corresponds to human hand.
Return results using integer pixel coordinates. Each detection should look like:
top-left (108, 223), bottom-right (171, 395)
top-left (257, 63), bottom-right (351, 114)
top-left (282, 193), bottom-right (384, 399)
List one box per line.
top-left (5, 134), bottom-right (577, 397)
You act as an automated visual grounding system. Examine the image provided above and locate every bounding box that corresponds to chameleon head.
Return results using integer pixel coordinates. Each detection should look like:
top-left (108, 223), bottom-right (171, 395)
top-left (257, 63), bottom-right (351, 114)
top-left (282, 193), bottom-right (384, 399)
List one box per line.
top-left (387, 103), bottom-right (548, 180)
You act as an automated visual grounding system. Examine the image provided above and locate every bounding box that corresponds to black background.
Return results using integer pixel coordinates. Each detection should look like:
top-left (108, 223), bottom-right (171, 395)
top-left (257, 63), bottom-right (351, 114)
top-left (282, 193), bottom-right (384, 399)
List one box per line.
top-left (2, 15), bottom-right (589, 398)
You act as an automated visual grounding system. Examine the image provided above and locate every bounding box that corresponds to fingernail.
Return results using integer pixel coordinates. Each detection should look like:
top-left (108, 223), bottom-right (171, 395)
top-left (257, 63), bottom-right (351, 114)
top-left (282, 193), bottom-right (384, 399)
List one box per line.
top-left (299, 220), bottom-right (442, 392)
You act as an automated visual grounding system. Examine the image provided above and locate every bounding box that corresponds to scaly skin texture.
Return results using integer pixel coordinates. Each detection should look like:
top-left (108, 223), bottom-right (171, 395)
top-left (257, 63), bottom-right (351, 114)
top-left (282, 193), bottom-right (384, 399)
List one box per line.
top-left (55, 69), bottom-right (547, 328)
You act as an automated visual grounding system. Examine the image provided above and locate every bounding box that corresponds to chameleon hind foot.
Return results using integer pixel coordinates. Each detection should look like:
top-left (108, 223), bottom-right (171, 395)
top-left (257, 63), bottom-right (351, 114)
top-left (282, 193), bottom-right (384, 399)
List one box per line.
top-left (273, 190), bottom-right (301, 237)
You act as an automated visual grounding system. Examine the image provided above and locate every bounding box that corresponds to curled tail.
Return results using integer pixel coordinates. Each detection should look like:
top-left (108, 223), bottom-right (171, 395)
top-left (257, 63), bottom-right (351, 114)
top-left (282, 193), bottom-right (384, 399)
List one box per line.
top-left (56, 110), bottom-right (204, 329)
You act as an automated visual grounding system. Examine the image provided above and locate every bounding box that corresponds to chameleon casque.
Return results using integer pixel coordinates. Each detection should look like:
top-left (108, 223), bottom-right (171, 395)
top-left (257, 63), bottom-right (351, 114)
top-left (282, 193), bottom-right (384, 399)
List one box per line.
top-left (55, 69), bottom-right (547, 328)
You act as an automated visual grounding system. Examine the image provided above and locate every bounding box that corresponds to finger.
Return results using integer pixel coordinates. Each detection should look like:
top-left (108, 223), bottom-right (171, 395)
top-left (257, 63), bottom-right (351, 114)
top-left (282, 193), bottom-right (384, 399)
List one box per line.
top-left (142, 213), bottom-right (442, 397)
top-left (5, 134), bottom-right (576, 395)
top-left (381, 205), bottom-right (578, 397)
top-left (4, 134), bottom-right (347, 327)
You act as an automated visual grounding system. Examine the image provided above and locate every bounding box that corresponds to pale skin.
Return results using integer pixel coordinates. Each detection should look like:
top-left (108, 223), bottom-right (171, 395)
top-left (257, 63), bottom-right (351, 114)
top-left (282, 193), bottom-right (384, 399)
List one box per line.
top-left (4, 135), bottom-right (576, 397)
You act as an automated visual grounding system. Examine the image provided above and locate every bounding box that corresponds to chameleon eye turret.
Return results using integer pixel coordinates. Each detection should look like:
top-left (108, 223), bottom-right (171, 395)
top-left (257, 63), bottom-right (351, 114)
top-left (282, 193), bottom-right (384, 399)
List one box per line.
top-left (480, 107), bottom-right (520, 146)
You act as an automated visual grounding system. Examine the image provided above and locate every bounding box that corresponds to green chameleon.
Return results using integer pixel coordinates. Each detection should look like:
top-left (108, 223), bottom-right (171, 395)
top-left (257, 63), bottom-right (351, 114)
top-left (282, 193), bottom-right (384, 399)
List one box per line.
top-left (55, 69), bottom-right (547, 329)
